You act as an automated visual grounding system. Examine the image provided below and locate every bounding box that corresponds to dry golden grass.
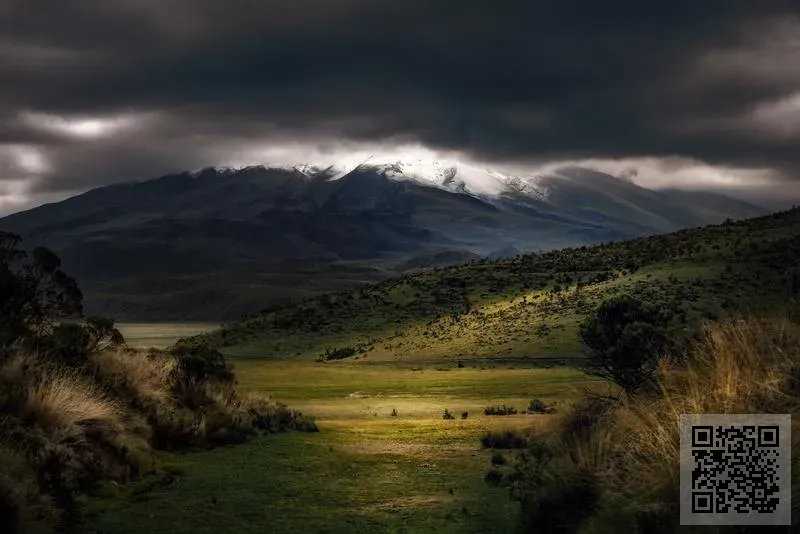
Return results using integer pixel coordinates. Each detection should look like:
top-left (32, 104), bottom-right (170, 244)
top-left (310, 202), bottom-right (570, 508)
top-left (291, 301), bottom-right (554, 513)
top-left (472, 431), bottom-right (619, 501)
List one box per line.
top-left (20, 369), bottom-right (122, 433)
top-left (91, 348), bottom-right (175, 405)
top-left (552, 317), bottom-right (800, 527)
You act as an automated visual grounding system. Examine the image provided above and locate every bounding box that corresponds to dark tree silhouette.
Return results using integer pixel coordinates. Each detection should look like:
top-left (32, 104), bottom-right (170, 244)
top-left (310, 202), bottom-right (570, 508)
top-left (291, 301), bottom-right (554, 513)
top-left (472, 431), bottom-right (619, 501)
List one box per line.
top-left (1, 231), bottom-right (123, 363)
top-left (1, 232), bottom-right (83, 353)
top-left (579, 294), bottom-right (670, 394)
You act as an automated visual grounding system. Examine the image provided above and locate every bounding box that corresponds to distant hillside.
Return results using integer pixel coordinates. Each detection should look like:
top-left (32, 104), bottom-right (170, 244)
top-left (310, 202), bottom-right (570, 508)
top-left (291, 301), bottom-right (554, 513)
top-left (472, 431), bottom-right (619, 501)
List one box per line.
top-left (186, 208), bottom-right (800, 362)
top-left (0, 163), bottom-right (767, 320)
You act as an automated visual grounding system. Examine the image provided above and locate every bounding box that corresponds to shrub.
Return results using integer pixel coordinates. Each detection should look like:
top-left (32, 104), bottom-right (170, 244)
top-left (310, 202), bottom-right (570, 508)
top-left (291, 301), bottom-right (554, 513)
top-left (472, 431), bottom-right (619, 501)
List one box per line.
top-left (461, 411), bottom-right (469, 420)
top-left (491, 451), bottom-right (507, 466)
top-left (528, 399), bottom-right (556, 414)
top-left (320, 346), bottom-right (357, 361)
top-left (91, 349), bottom-right (175, 408)
top-left (36, 317), bottom-right (125, 368)
top-left (290, 415), bottom-right (319, 433)
top-left (579, 294), bottom-right (671, 394)
top-left (481, 430), bottom-right (529, 449)
top-left (243, 397), bottom-right (318, 434)
top-left (34, 439), bottom-right (102, 518)
top-left (169, 344), bottom-right (234, 386)
top-left (148, 407), bottom-right (204, 450)
top-left (484, 405), bottom-right (518, 416)
top-left (442, 409), bottom-right (455, 420)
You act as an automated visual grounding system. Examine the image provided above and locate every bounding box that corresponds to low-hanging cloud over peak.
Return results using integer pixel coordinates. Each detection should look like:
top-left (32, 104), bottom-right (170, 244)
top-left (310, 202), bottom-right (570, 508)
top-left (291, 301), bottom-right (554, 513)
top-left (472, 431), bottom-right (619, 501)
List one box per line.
top-left (1, 0), bottom-right (799, 214)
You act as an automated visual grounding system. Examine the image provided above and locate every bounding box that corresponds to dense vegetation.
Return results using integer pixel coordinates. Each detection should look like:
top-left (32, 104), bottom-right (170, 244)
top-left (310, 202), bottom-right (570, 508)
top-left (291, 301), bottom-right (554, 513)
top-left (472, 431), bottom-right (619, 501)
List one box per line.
top-left (485, 317), bottom-right (800, 532)
top-left (187, 208), bottom-right (800, 362)
top-left (0, 232), bottom-right (315, 533)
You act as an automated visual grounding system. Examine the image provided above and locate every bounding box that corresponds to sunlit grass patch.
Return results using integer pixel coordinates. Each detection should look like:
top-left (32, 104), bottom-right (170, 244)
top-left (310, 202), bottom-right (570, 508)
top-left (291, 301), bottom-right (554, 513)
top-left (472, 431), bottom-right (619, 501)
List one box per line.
top-left (117, 323), bottom-right (220, 349)
top-left (78, 357), bottom-right (585, 533)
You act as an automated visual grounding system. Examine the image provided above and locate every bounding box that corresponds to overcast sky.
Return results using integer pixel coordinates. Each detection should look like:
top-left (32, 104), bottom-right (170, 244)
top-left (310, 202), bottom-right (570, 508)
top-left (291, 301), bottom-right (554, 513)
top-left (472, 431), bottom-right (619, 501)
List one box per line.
top-left (1, 0), bottom-right (799, 215)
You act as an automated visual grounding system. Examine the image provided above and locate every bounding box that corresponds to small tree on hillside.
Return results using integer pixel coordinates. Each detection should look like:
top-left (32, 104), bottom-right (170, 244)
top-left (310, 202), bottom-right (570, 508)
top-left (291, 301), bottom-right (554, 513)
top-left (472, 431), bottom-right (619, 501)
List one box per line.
top-left (0, 231), bottom-right (123, 364)
top-left (1, 232), bottom-right (83, 352)
top-left (579, 294), bottom-right (670, 394)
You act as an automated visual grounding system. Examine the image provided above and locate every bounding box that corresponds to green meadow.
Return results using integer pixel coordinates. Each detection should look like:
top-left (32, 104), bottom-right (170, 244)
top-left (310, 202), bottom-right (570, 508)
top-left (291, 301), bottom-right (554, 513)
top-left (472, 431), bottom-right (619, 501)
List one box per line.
top-left (73, 208), bottom-right (800, 532)
top-left (79, 360), bottom-right (592, 533)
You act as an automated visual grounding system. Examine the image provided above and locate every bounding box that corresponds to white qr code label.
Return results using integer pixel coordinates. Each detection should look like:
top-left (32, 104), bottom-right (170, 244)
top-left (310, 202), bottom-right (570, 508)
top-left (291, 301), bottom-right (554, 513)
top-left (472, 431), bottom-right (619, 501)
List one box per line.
top-left (680, 414), bottom-right (791, 526)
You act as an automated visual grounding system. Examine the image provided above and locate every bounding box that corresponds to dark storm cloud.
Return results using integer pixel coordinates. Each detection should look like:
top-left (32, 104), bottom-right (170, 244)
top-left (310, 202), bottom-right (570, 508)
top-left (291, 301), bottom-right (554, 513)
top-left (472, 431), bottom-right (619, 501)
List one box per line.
top-left (0, 0), bottom-right (799, 208)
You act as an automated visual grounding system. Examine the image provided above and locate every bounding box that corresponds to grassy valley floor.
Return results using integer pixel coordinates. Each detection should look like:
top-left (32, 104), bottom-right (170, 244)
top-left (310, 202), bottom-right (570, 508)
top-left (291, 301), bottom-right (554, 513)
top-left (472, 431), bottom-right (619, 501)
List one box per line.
top-left (116, 323), bottom-right (221, 349)
top-left (76, 210), bottom-right (800, 532)
top-left (79, 360), bottom-right (593, 533)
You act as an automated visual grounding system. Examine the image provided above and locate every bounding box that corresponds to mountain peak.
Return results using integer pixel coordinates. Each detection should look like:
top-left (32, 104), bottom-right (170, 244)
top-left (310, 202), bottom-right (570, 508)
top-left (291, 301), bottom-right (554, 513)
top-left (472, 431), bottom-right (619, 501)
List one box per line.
top-left (275, 156), bottom-right (555, 201)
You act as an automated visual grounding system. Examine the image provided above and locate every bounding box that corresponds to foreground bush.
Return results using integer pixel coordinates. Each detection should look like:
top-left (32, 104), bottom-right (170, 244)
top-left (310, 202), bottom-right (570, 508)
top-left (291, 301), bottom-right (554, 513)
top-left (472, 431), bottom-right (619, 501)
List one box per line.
top-left (1, 349), bottom-right (318, 531)
top-left (493, 317), bottom-right (800, 532)
top-left (0, 232), bottom-right (318, 531)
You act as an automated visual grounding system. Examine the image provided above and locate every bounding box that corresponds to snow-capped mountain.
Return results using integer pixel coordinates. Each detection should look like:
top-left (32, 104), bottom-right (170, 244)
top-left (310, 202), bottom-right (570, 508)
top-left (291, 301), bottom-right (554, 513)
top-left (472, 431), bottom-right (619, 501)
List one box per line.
top-left (0, 160), bottom-right (768, 320)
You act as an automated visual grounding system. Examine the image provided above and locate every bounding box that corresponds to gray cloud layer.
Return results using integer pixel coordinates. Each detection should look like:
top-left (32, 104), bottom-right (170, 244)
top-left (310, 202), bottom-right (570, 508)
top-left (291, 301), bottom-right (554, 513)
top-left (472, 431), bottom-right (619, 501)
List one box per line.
top-left (1, 0), bottom-right (799, 213)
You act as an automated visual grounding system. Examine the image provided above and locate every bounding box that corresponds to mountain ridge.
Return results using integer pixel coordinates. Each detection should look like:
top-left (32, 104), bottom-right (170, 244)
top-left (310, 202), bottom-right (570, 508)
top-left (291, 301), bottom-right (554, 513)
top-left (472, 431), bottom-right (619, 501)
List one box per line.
top-left (0, 162), bottom-right (768, 320)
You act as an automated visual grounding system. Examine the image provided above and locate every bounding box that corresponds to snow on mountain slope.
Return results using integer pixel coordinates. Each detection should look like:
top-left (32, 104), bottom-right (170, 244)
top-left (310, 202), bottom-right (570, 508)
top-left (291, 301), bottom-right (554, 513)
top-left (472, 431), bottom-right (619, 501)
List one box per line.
top-left (276, 156), bottom-right (553, 202)
top-left (173, 155), bottom-right (765, 235)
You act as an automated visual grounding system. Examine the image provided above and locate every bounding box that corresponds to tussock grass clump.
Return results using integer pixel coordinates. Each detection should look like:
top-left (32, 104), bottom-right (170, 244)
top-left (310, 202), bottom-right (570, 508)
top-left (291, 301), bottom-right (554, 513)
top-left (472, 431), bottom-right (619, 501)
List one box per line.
top-left (497, 317), bottom-right (800, 532)
top-left (0, 347), bottom-right (317, 531)
top-left (90, 349), bottom-right (175, 407)
top-left (0, 354), bottom-right (154, 528)
top-left (20, 371), bottom-right (122, 433)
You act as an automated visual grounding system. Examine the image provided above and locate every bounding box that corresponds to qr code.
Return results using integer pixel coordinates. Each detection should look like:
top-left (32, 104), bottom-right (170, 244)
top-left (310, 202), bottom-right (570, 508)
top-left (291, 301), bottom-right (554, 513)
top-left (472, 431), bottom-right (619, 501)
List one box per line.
top-left (680, 414), bottom-right (791, 526)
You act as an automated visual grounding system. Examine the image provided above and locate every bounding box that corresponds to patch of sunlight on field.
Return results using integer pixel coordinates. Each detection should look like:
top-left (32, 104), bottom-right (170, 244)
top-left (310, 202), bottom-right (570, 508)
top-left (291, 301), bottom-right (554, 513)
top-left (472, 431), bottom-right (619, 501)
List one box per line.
top-left (80, 360), bottom-right (595, 534)
top-left (117, 323), bottom-right (220, 349)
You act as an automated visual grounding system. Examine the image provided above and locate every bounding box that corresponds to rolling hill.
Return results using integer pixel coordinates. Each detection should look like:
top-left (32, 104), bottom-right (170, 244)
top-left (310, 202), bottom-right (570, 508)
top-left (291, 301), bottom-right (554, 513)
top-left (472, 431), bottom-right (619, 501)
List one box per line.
top-left (0, 161), bottom-right (767, 320)
top-left (186, 207), bottom-right (800, 362)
